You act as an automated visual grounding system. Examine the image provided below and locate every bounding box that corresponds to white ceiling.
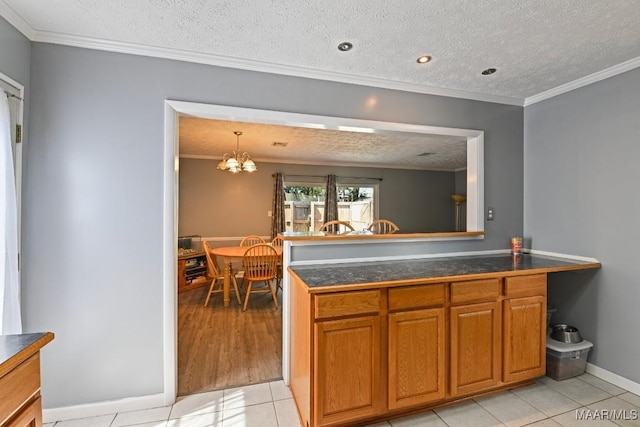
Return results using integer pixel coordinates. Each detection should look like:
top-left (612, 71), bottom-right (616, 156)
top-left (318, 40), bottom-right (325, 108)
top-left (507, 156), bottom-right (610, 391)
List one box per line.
top-left (2, 0), bottom-right (640, 106)
top-left (179, 117), bottom-right (468, 171)
top-left (6, 0), bottom-right (637, 169)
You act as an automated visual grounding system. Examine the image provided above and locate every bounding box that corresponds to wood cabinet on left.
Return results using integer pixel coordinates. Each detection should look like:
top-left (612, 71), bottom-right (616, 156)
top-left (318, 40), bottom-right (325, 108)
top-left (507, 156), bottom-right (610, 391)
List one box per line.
top-left (4, 397), bottom-right (41, 427)
top-left (0, 333), bottom-right (53, 427)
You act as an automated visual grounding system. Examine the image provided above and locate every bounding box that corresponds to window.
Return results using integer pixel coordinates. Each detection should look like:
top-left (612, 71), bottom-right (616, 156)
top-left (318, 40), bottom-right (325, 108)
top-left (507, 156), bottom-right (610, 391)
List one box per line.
top-left (283, 184), bottom-right (325, 232)
top-left (337, 185), bottom-right (376, 231)
top-left (283, 180), bottom-right (378, 232)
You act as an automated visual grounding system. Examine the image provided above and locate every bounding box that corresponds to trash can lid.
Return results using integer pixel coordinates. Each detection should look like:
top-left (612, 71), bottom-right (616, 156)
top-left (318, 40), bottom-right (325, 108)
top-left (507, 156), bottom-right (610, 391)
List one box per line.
top-left (546, 336), bottom-right (593, 352)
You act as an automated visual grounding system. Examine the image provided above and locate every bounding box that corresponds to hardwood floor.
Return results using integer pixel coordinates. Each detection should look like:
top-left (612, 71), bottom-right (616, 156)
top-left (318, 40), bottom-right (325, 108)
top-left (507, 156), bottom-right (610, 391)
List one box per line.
top-left (177, 284), bottom-right (283, 396)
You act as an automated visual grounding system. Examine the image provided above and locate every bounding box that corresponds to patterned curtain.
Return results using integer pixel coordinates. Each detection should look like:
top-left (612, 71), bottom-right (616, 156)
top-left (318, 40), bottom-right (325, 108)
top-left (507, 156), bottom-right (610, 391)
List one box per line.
top-left (271, 173), bottom-right (285, 239)
top-left (323, 174), bottom-right (338, 223)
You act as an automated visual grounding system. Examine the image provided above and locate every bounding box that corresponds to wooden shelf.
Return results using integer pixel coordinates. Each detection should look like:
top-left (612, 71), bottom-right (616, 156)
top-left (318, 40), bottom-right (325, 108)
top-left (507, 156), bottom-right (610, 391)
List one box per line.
top-left (178, 251), bottom-right (210, 293)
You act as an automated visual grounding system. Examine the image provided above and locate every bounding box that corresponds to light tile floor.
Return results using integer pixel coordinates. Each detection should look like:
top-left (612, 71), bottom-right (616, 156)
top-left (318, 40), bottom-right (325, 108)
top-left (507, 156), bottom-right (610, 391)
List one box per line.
top-left (44, 374), bottom-right (640, 427)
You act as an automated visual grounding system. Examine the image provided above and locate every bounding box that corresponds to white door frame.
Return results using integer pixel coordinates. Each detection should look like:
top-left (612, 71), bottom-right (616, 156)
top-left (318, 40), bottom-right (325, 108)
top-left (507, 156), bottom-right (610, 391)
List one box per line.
top-left (1, 72), bottom-right (25, 269)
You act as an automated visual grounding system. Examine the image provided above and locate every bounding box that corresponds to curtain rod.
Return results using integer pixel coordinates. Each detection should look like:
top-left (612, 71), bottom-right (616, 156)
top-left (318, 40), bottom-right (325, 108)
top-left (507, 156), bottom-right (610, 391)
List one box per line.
top-left (3, 90), bottom-right (23, 101)
top-left (272, 173), bottom-right (382, 182)
top-left (1, 76), bottom-right (22, 100)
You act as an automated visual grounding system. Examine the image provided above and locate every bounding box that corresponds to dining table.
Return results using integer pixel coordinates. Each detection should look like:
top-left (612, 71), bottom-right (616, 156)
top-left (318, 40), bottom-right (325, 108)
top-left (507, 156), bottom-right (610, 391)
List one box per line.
top-left (209, 245), bottom-right (283, 307)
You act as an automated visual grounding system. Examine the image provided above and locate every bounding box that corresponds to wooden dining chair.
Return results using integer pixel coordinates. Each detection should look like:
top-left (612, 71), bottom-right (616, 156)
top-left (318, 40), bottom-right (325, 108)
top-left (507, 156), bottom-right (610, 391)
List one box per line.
top-left (240, 235), bottom-right (266, 246)
top-left (319, 220), bottom-right (355, 234)
top-left (271, 236), bottom-right (284, 291)
top-left (367, 219), bottom-right (400, 234)
top-left (202, 240), bottom-right (241, 307)
top-left (242, 244), bottom-right (279, 311)
top-left (237, 235), bottom-right (267, 286)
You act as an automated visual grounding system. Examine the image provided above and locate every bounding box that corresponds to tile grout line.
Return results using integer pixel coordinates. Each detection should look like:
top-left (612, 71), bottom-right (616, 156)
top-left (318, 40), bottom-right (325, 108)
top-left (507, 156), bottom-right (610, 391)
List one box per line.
top-left (461, 398), bottom-right (508, 426)
top-left (432, 409), bottom-right (449, 427)
top-left (575, 374), bottom-right (627, 397)
top-left (505, 387), bottom-right (556, 424)
top-left (540, 379), bottom-right (615, 409)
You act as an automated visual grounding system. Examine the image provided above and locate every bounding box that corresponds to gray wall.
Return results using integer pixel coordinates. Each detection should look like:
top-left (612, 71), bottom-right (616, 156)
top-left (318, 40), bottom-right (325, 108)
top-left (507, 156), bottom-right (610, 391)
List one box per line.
top-left (0, 15), bottom-right (30, 190)
top-left (455, 169), bottom-right (467, 196)
top-left (22, 41), bottom-right (523, 408)
top-left (178, 159), bottom-right (456, 237)
top-left (524, 67), bottom-right (640, 382)
top-left (0, 16), bottom-right (30, 90)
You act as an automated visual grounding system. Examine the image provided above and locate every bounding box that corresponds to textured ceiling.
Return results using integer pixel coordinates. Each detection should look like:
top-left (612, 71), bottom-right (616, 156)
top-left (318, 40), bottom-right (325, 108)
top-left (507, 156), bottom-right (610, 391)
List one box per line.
top-left (2, 0), bottom-right (640, 103)
top-left (179, 117), bottom-right (467, 171)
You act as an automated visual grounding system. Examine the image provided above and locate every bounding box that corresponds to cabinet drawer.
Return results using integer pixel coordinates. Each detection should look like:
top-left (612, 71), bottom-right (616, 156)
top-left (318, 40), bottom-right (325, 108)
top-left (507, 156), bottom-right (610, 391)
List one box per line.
top-left (505, 274), bottom-right (546, 298)
top-left (450, 278), bottom-right (501, 305)
top-left (4, 396), bottom-right (41, 427)
top-left (0, 354), bottom-right (40, 426)
top-left (315, 290), bottom-right (381, 319)
top-left (388, 284), bottom-right (445, 311)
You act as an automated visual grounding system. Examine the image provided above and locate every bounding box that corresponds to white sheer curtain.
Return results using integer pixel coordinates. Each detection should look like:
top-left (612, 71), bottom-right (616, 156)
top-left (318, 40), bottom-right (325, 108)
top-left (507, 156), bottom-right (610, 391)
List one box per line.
top-left (0, 94), bottom-right (22, 334)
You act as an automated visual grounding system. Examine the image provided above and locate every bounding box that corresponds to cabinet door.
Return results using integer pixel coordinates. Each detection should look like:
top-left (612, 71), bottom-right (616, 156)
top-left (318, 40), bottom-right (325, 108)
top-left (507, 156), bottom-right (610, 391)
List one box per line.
top-left (389, 308), bottom-right (445, 410)
top-left (314, 316), bottom-right (382, 426)
top-left (450, 301), bottom-right (501, 397)
top-left (503, 295), bottom-right (546, 383)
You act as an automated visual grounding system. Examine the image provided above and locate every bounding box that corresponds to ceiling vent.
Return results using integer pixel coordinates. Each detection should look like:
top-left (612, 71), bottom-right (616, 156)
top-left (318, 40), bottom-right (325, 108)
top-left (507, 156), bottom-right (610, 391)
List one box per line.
top-left (272, 142), bottom-right (289, 147)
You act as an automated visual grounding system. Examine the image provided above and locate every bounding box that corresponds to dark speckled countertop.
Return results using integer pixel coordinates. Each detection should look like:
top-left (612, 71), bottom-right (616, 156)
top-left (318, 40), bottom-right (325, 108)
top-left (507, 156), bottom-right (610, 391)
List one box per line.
top-left (0, 332), bottom-right (54, 377)
top-left (289, 253), bottom-right (601, 290)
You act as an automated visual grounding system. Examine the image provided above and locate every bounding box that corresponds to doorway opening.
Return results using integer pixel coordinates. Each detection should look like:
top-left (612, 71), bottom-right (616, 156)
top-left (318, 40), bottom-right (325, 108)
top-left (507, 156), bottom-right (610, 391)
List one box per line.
top-left (175, 126), bottom-right (283, 396)
top-left (163, 100), bottom-right (485, 401)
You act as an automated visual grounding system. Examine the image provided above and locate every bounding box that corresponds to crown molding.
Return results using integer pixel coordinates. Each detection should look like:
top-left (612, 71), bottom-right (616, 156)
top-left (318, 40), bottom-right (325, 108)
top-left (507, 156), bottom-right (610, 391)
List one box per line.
top-left (0, 1), bottom-right (35, 39)
top-left (30, 30), bottom-right (525, 106)
top-left (8, 14), bottom-right (637, 108)
top-left (524, 55), bottom-right (640, 106)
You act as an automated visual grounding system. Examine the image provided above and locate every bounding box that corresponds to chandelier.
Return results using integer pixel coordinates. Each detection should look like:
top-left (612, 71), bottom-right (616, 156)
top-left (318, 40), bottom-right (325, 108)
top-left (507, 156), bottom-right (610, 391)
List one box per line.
top-left (216, 131), bottom-right (257, 173)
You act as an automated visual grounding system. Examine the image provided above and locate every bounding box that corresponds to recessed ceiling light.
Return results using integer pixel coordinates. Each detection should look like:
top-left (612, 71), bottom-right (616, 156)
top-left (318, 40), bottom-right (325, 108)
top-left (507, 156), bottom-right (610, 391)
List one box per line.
top-left (481, 68), bottom-right (497, 75)
top-left (416, 55), bottom-right (432, 64)
top-left (337, 42), bottom-right (353, 52)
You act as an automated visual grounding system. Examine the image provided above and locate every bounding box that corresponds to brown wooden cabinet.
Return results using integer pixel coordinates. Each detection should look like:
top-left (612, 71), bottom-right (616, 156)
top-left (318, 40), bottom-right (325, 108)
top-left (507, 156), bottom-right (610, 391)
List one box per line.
top-left (177, 252), bottom-right (209, 293)
top-left (0, 333), bottom-right (53, 427)
top-left (389, 307), bottom-right (445, 409)
top-left (503, 275), bottom-right (547, 383)
top-left (449, 278), bottom-right (502, 397)
top-left (450, 301), bottom-right (502, 397)
top-left (290, 272), bottom-right (549, 427)
top-left (314, 316), bottom-right (383, 425)
top-left (387, 284), bottom-right (446, 410)
top-left (3, 397), bottom-right (40, 427)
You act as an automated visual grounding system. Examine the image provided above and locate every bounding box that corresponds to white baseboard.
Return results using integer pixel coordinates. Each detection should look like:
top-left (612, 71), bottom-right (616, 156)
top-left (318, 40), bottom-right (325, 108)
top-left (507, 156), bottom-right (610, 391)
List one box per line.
top-left (43, 393), bottom-right (171, 424)
top-left (587, 363), bottom-right (640, 395)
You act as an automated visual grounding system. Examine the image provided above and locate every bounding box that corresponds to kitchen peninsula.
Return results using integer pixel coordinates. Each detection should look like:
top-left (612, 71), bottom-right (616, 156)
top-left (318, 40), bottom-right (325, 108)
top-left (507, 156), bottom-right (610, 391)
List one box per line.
top-left (288, 253), bottom-right (600, 427)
